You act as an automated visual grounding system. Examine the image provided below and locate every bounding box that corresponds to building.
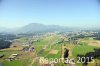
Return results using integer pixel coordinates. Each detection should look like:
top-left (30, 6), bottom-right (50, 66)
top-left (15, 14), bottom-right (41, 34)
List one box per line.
top-left (7, 54), bottom-right (18, 61)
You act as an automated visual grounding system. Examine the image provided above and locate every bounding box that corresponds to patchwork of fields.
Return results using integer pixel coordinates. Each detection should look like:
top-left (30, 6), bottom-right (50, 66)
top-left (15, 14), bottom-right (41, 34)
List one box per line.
top-left (0, 34), bottom-right (100, 66)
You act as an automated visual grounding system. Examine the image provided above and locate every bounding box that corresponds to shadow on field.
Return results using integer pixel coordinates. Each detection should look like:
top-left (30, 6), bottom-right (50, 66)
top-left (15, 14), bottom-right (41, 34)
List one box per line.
top-left (77, 48), bottom-right (100, 66)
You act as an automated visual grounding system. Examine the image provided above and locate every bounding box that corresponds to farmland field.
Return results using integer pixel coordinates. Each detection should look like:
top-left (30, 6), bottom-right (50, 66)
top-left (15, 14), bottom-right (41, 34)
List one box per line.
top-left (0, 33), bottom-right (100, 66)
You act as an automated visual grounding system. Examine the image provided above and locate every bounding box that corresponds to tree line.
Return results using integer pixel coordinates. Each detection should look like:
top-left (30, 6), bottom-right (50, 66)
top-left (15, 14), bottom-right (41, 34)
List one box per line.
top-left (0, 34), bottom-right (16, 49)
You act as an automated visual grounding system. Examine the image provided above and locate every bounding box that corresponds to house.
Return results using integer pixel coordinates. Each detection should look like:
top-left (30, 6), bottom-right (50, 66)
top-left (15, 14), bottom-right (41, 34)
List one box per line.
top-left (12, 54), bottom-right (18, 56)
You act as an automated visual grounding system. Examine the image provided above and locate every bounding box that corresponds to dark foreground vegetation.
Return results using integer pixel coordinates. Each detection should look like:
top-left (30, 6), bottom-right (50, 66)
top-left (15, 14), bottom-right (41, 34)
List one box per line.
top-left (0, 33), bottom-right (16, 49)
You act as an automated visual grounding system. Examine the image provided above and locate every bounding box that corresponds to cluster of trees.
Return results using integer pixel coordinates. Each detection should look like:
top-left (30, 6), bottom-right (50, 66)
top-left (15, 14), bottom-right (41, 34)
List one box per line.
top-left (56, 39), bottom-right (64, 44)
top-left (0, 33), bottom-right (16, 49)
top-left (94, 32), bottom-right (100, 40)
top-left (73, 34), bottom-right (85, 38)
top-left (0, 34), bottom-right (16, 40)
top-left (0, 39), bottom-right (11, 49)
top-left (64, 48), bottom-right (69, 59)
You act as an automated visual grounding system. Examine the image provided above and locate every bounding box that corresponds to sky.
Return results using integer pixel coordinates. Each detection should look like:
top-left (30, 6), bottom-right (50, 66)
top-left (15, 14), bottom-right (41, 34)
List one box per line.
top-left (0, 0), bottom-right (100, 28)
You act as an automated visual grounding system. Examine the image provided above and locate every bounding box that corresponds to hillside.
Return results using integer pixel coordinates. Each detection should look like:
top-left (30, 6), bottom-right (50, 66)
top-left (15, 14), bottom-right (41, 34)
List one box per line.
top-left (15, 23), bottom-right (72, 33)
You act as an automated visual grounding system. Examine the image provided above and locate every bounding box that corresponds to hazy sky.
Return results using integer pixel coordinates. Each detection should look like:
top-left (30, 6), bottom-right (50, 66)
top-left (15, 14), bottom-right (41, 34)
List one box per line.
top-left (0, 0), bottom-right (100, 28)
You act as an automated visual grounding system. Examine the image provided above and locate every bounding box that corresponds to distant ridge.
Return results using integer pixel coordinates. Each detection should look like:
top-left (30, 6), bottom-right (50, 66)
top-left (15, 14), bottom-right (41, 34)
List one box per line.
top-left (0, 23), bottom-right (99, 33)
top-left (16, 23), bottom-right (71, 33)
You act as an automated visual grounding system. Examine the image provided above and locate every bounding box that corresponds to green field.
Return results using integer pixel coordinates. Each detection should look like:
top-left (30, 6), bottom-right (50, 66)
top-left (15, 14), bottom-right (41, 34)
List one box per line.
top-left (72, 42), bottom-right (98, 57)
top-left (0, 34), bottom-right (100, 66)
top-left (2, 60), bottom-right (22, 66)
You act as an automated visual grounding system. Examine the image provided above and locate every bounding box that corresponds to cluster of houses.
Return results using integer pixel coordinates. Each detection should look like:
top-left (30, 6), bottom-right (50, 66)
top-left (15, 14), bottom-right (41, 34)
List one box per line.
top-left (23, 46), bottom-right (35, 52)
top-left (62, 31), bottom-right (97, 37)
top-left (0, 53), bottom-right (19, 61)
top-left (22, 35), bottom-right (41, 47)
top-left (6, 54), bottom-right (19, 61)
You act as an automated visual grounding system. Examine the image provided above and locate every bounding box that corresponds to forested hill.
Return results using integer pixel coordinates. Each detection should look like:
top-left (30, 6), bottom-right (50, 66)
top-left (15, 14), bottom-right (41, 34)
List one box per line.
top-left (0, 34), bottom-right (16, 49)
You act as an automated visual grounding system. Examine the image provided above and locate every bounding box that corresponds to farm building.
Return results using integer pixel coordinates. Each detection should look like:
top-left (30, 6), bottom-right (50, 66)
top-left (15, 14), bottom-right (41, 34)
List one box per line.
top-left (29, 47), bottom-right (35, 52)
top-left (7, 54), bottom-right (18, 61)
top-left (12, 54), bottom-right (18, 56)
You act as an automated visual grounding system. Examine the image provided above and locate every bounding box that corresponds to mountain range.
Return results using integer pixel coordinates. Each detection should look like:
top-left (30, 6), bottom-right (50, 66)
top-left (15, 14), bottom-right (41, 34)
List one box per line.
top-left (16, 23), bottom-right (73, 33)
top-left (0, 23), bottom-right (72, 33)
